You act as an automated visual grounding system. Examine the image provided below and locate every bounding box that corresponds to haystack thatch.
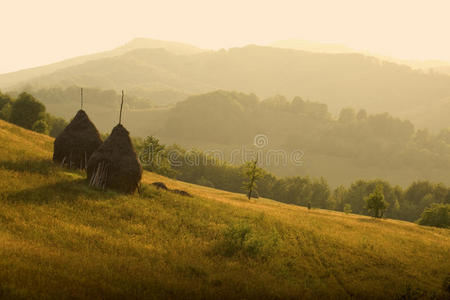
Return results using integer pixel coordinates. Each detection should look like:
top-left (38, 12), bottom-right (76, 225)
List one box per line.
top-left (87, 124), bottom-right (142, 193)
top-left (53, 110), bottom-right (102, 169)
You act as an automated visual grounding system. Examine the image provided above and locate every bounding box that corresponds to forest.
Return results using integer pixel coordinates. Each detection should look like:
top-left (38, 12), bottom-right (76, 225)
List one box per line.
top-left (135, 133), bottom-right (449, 228)
top-left (162, 91), bottom-right (450, 186)
top-left (8, 87), bottom-right (449, 186)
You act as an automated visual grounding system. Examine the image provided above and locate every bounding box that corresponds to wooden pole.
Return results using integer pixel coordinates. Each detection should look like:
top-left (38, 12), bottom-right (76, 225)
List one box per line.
top-left (119, 90), bottom-right (124, 124)
top-left (80, 88), bottom-right (83, 110)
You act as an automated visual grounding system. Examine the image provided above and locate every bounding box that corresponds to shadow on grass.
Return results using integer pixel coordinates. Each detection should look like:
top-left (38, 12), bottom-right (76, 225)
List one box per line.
top-left (4, 179), bottom-right (119, 204)
top-left (0, 158), bottom-right (59, 175)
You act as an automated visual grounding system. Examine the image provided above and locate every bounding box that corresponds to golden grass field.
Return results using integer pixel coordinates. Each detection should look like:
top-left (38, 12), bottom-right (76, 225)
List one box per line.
top-left (0, 119), bottom-right (449, 299)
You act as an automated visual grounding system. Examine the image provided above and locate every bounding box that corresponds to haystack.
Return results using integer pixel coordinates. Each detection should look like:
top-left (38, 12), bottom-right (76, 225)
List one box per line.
top-left (87, 124), bottom-right (142, 193)
top-left (53, 109), bottom-right (102, 169)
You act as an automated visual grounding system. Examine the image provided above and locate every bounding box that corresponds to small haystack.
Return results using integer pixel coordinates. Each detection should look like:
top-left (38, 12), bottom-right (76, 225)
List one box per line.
top-left (87, 91), bottom-right (142, 193)
top-left (53, 109), bottom-right (102, 169)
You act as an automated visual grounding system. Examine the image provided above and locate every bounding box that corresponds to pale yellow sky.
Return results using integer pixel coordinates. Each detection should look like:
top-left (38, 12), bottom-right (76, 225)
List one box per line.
top-left (1, 0), bottom-right (450, 73)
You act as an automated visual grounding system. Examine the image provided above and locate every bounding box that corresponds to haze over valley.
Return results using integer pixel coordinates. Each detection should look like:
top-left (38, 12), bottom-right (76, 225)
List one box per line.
top-left (1, 1), bottom-right (449, 298)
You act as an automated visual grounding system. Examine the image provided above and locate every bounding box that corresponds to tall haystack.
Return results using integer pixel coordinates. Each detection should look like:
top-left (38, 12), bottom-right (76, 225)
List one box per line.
top-left (53, 109), bottom-right (102, 169)
top-left (87, 91), bottom-right (142, 193)
top-left (87, 124), bottom-right (142, 193)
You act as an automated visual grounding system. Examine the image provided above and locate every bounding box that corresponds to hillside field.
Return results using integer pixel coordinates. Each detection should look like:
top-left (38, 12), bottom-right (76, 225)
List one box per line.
top-left (0, 119), bottom-right (449, 299)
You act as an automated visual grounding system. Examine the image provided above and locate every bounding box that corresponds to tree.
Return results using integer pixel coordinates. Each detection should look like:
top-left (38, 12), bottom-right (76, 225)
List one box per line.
top-left (344, 203), bottom-right (352, 214)
top-left (10, 92), bottom-right (46, 129)
top-left (356, 109), bottom-right (367, 120)
top-left (0, 103), bottom-right (12, 121)
top-left (196, 176), bottom-right (215, 188)
top-left (139, 136), bottom-right (175, 177)
top-left (331, 185), bottom-right (347, 211)
top-left (339, 107), bottom-right (356, 123)
top-left (365, 184), bottom-right (389, 218)
top-left (310, 177), bottom-right (330, 208)
top-left (417, 204), bottom-right (449, 228)
top-left (47, 115), bottom-right (68, 137)
top-left (32, 119), bottom-right (49, 134)
top-left (0, 92), bottom-right (13, 121)
top-left (243, 159), bottom-right (261, 200)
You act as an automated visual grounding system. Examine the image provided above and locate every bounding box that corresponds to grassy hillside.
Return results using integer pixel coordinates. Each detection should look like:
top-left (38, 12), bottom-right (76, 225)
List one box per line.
top-left (0, 119), bottom-right (449, 299)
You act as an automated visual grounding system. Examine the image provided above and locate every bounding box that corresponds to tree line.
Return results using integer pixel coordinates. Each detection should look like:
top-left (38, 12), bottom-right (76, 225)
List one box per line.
top-left (162, 90), bottom-right (450, 186)
top-left (0, 91), bottom-right (67, 137)
top-left (137, 135), bottom-right (449, 228)
top-left (2, 90), bottom-right (448, 227)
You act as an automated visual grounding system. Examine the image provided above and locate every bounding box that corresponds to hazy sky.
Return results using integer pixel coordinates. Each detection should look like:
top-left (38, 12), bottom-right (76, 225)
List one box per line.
top-left (1, 0), bottom-right (450, 74)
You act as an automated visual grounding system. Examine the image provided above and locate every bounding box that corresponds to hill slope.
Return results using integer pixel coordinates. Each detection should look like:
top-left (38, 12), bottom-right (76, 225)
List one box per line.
top-left (0, 119), bottom-right (449, 299)
top-left (0, 38), bottom-right (204, 89)
top-left (6, 45), bottom-right (450, 131)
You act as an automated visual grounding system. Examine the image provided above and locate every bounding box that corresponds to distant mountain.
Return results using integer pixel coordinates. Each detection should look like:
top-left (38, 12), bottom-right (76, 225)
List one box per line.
top-left (3, 43), bottom-right (450, 131)
top-left (269, 39), bottom-right (356, 53)
top-left (114, 38), bottom-right (204, 56)
top-left (0, 38), bottom-right (204, 88)
top-left (433, 65), bottom-right (450, 75)
top-left (269, 39), bottom-right (450, 75)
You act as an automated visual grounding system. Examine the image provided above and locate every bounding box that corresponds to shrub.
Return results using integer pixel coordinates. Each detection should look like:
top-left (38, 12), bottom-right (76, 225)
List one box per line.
top-left (47, 116), bottom-right (68, 137)
top-left (32, 119), bottom-right (49, 134)
top-left (417, 203), bottom-right (450, 228)
top-left (365, 184), bottom-right (389, 218)
top-left (216, 222), bottom-right (279, 259)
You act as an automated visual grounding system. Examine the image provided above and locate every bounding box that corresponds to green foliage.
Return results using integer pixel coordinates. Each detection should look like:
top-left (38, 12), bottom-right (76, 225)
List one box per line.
top-left (365, 185), bottom-right (389, 218)
top-left (243, 159), bottom-right (262, 200)
top-left (160, 90), bottom-right (450, 188)
top-left (135, 138), bottom-right (448, 224)
top-left (4, 91), bottom-right (67, 137)
top-left (215, 222), bottom-right (279, 259)
top-left (139, 136), bottom-right (177, 177)
top-left (196, 176), bottom-right (215, 188)
top-left (10, 92), bottom-right (46, 130)
top-left (400, 181), bottom-right (450, 221)
top-left (417, 204), bottom-right (450, 228)
top-left (344, 203), bottom-right (352, 214)
top-left (32, 119), bottom-right (49, 135)
top-left (343, 180), bottom-right (400, 217)
top-left (0, 103), bottom-right (12, 121)
top-left (310, 177), bottom-right (330, 208)
top-left (47, 115), bottom-right (68, 137)
top-left (0, 92), bottom-right (13, 121)
top-left (0, 118), bottom-right (449, 299)
top-left (330, 185), bottom-right (347, 211)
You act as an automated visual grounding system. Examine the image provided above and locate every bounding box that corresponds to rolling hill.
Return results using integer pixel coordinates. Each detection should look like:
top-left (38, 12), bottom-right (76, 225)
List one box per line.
top-left (269, 39), bottom-right (450, 75)
top-left (3, 42), bottom-right (450, 131)
top-left (0, 120), bottom-right (449, 298)
top-left (0, 38), bottom-right (204, 89)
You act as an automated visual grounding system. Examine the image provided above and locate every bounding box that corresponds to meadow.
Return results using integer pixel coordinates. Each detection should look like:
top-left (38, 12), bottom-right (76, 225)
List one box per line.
top-left (0, 119), bottom-right (449, 299)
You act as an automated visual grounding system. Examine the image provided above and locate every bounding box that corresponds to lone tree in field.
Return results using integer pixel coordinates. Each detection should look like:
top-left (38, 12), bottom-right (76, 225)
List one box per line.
top-left (365, 184), bottom-right (389, 218)
top-left (243, 158), bottom-right (261, 200)
top-left (53, 88), bottom-right (102, 169)
top-left (87, 91), bottom-right (142, 193)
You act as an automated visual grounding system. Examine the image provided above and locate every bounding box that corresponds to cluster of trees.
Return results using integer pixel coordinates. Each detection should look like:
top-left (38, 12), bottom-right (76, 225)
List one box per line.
top-left (0, 91), bottom-right (67, 137)
top-left (137, 135), bottom-right (450, 227)
top-left (162, 90), bottom-right (450, 186)
top-left (26, 86), bottom-right (153, 110)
